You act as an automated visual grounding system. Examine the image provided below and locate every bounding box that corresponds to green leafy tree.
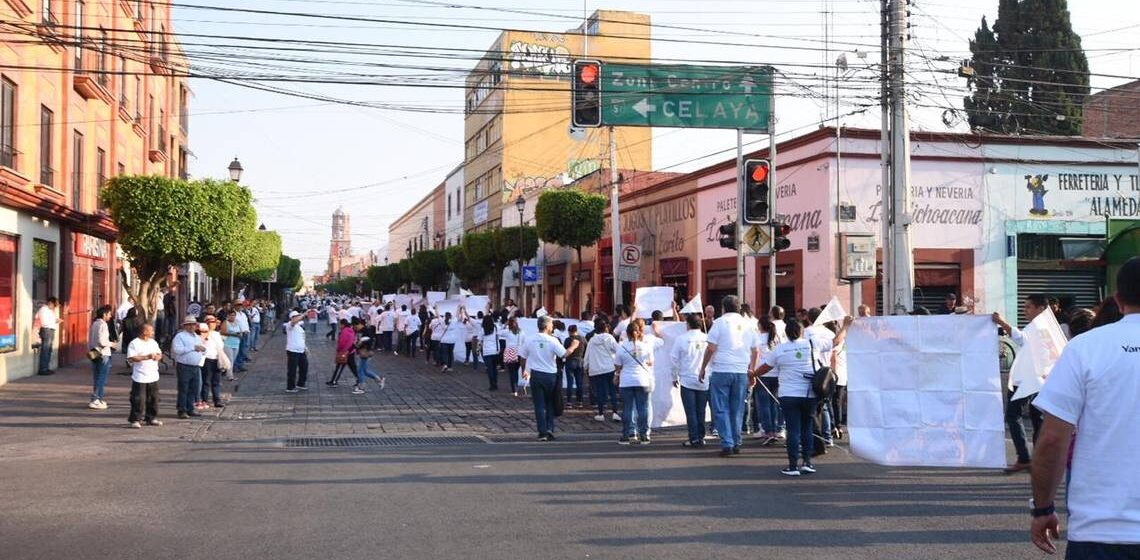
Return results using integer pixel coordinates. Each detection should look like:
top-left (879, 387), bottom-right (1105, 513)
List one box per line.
top-left (461, 231), bottom-right (498, 296)
top-left (366, 263), bottom-right (406, 294)
top-left (964, 0), bottom-right (1089, 135)
top-left (100, 175), bottom-right (256, 323)
top-left (496, 225), bottom-right (539, 311)
top-left (276, 255), bottom-right (303, 292)
top-left (203, 230), bottom-right (282, 283)
top-left (447, 240), bottom-right (492, 290)
top-left (535, 189), bottom-right (606, 315)
top-left (408, 249), bottom-right (449, 291)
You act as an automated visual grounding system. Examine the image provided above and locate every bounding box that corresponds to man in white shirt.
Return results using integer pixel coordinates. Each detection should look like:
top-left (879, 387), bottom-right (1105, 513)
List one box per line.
top-left (520, 316), bottom-right (568, 441)
top-left (172, 317), bottom-right (207, 419)
top-left (769, 305), bottom-right (789, 343)
top-left (233, 304), bottom-right (252, 371)
top-left (699, 296), bottom-right (760, 457)
top-left (126, 324), bottom-right (163, 428)
top-left (1030, 257), bottom-right (1140, 557)
top-left (248, 302), bottom-right (262, 352)
top-left (993, 294), bottom-right (1049, 473)
top-left (34, 297), bottom-right (60, 375)
top-left (377, 305), bottom-right (396, 355)
top-left (284, 311), bottom-right (309, 392)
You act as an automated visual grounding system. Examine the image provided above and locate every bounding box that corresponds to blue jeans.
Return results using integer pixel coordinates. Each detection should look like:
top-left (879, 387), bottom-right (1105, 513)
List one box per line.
top-left (249, 325), bottom-right (260, 349)
top-left (355, 356), bottom-right (381, 385)
top-left (529, 371), bottom-right (557, 435)
top-left (91, 355), bottom-right (111, 400)
top-left (176, 363), bottom-right (201, 413)
top-left (780, 396), bottom-right (818, 468)
top-left (591, 372), bottom-right (618, 415)
top-left (236, 332), bottom-right (250, 367)
top-left (620, 386), bottom-right (650, 438)
top-left (564, 359), bottom-right (584, 403)
top-left (680, 386), bottom-right (709, 443)
top-left (38, 327), bottom-right (56, 374)
top-left (709, 372), bottom-right (748, 449)
top-left (820, 398), bottom-right (834, 443)
top-left (380, 331), bottom-right (394, 353)
top-left (484, 354), bottom-right (500, 389)
top-left (757, 377), bottom-right (784, 434)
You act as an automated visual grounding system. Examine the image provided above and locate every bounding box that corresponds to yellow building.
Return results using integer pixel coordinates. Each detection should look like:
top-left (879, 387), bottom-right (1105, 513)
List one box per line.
top-left (0, 0), bottom-right (190, 384)
top-left (463, 10), bottom-right (653, 233)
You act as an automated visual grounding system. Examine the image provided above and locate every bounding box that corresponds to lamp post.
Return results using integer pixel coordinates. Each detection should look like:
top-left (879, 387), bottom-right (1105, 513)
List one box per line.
top-left (515, 194), bottom-right (526, 315)
top-left (228, 157), bottom-right (243, 300)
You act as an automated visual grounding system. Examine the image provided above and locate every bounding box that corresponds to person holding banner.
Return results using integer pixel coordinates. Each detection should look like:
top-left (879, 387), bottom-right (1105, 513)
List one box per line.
top-left (585, 319), bottom-right (621, 422)
top-left (754, 316), bottom-right (783, 446)
top-left (672, 314), bottom-right (710, 447)
top-left (992, 294), bottom-right (1049, 474)
top-left (615, 319), bottom-right (663, 445)
top-left (519, 316), bottom-right (567, 442)
top-left (699, 296), bottom-right (760, 458)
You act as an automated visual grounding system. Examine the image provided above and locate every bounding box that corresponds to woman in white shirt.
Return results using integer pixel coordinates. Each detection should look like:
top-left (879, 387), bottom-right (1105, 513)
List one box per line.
top-left (614, 319), bottom-right (664, 445)
top-left (463, 313), bottom-right (482, 368)
top-left (501, 317), bottom-right (525, 396)
top-left (428, 313), bottom-right (444, 366)
top-left (584, 319), bottom-right (620, 422)
top-left (671, 314), bottom-right (710, 447)
top-left (754, 316), bottom-right (783, 446)
top-left (200, 316), bottom-right (228, 409)
top-left (519, 316), bottom-right (566, 441)
top-left (87, 305), bottom-right (116, 410)
top-left (480, 316), bottom-right (503, 390)
top-left (438, 312), bottom-right (464, 372)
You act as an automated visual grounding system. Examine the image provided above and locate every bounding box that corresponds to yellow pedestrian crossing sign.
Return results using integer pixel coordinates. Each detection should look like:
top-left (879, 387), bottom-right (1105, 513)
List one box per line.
top-left (744, 225), bottom-right (771, 257)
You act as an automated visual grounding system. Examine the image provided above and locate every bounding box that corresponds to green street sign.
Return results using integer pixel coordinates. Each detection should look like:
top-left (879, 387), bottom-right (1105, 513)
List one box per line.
top-left (600, 63), bottom-right (773, 130)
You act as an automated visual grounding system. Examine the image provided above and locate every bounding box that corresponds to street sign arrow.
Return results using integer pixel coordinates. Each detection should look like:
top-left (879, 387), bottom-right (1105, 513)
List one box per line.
top-left (633, 98), bottom-right (656, 118)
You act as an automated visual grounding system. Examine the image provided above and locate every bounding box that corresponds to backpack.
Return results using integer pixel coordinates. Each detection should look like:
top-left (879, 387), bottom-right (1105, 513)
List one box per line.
top-left (809, 340), bottom-right (838, 399)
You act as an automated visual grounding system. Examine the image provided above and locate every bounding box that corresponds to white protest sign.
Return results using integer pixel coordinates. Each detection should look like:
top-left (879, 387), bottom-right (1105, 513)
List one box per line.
top-left (382, 294), bottom-right (396, 304)
top-left (679, 294), bottom-right (703, 315)
top-left (847, 315), bottom-right (1005, 469)
top-left (1009, 307), bottom-right (1067, 400)
top-left (650, 321), bottom-right (689, 428)
top-left (634, 286), bottom-right (675, 319)
top-left (813, 296), bottom-right (847, 326)
top-left (427, 291), bottom-right (447, 305)
top-left (462, 295), bottom-right (491, 313)
top-left (435, 299), bottom-right (461, 319)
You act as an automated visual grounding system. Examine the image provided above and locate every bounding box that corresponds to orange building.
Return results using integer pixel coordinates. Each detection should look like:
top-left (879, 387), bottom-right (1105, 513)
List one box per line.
top-left (0, 0), bottom-right (190, 385)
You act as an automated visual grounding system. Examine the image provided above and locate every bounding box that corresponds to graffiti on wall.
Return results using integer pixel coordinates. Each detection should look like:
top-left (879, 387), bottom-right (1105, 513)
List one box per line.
top-left (502, 174), bottom-right (564, 203)
top-left (509, 41), bottom-right (572, 77)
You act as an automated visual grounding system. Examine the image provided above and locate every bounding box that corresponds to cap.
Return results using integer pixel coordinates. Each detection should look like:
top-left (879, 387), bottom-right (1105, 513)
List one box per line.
top-left (182, 316), bottom-right (198, 325)
top-left (289, 311), bottom-right (301, 319)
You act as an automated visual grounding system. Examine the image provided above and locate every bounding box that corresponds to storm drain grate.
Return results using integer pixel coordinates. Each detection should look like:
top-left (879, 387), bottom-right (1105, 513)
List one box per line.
top-left (283, 435), bottom-right (486, 448)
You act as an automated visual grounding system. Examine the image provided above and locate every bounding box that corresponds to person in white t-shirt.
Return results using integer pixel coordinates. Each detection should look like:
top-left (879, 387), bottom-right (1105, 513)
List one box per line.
top-left (463, 312), bottom-right (483, 368)
top-left (699, 295), bottom-right (760, 457)
top-left (769, 305), bottom-right (789, 343)
top-left (438, 311), bottom-right (465, 372)
top-left (753, 316), bottom-right (783, 445)
top-left (34, 297), bottom-right (60, 375)
top-left (284, 311), bottom-right (309, 392)
top-left (377, 305), bottom-right (396, 354)
top-left (402, 310), bottom-right (422, 359)
top-left (1029, 257), bottom-right (1140, 557)
top-left (671, 314), bottom-right (709, 447)
top-left (805, 307), bottom-right (839, 446)
top-left (500, 317), bottom-right (525, 396)
top-left (585, 319), bottom-right (621, 422)
top-left (519, 316), bottom-right (567, 441)
top-left (480, 315), bottom-right (503, 391)
top-left (615, 318), bottom-right (664, 445)
top-left (126, 324), bottom-right (163, 428)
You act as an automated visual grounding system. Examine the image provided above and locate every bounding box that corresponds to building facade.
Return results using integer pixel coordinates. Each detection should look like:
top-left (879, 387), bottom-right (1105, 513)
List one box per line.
top-left (0, 0), bottom-right (190, 385)
top-left (326, 206), bottom-right (351, 278)
top-left (1083, 80), bottom-right (1140, 139)
top-left (387, 182), bottom-right (444, 264)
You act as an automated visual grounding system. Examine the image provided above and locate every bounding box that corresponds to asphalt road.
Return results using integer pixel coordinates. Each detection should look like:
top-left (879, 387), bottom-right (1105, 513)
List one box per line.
top-left (0, 436), bottom-right (1050, 560)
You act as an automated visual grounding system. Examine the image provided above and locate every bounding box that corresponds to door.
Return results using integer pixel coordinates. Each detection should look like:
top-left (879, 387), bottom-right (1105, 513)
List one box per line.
top-left (91, 268), bottom-right (106, 310)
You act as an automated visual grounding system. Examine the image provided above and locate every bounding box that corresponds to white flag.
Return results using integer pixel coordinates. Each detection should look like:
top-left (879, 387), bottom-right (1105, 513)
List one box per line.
top-left (535, 307), bottom-right (548, 318)
top-left (813, 296), bottom-right (847, 326)
top-left (1009, 307), bottom-right (1068, 400)
top-left (459, 288), bottom-right (474, 297)
top-left (679, 294), bottom-right (703, 315)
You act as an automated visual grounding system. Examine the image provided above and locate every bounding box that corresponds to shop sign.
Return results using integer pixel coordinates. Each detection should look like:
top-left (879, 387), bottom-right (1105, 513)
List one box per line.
top-left (75, 234), bottom-right (109, 259)
top-left (473, 200), bottom-right (489, 225)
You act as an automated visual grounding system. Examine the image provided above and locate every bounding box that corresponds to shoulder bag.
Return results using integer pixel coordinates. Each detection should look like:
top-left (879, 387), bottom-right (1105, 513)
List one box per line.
top-left (808, 340), bottom-right (837, 399)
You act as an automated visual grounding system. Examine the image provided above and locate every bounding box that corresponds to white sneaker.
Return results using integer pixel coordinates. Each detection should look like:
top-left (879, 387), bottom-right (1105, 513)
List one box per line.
top-left (611, 413), bottom-right (622, 422)
top-left (128, 421), bottom-right (142, 429)
top-left (90, 400), bottom-right (108, 410)
top-left (593, 414), bottom-right (605, 421)
top-left (88, 400), bottom-right (101, 410)
top-left (352, 386), bottom-right (366, 395)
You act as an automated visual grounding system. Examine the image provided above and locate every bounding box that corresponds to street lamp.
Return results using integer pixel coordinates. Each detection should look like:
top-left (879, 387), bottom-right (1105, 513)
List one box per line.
top-left (228, 157), bottom-right (244, 183)
top-left (515, 194), bottom-right (526, 314)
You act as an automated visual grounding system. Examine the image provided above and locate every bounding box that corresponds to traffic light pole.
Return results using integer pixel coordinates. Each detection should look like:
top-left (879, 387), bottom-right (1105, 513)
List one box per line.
top-left (768, 100), bottom-right (777, 311)
top-left (609, 126), bottom-right (622, 312)
top-left (735, 128), bottom-right (745, 304)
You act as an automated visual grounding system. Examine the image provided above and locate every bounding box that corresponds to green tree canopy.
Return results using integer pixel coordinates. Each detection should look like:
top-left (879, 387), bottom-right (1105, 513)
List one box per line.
top-left (100, 175), bottom-right (257, 322)
top-left (407, 249), bottom-right (449, 291)
top-left (535, 189), bottom-right (607, 315)
top-left (367, 263), bottom-right (406, 294)
top-left (964, 0), bottom-right (1089, 135)
top-left (495, 225), bottom-right (540, 266)
top-left (203, 230), bottom-right (282, 283)
top-left (276, 255), bottom-right (303, 292)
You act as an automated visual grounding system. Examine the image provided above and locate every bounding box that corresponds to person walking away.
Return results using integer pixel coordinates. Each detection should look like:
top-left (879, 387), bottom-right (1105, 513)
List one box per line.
top-left (753, 317), bottom-right (852, 476)
top-left (403, 309), bottom-right (422, 359)
top-left (172, 317), bottom-right (206, 419)
top-left (233, 302), bottom-right (252, 370)
top-left (464, 312), bottom-right (482, 368)
top-left (1029, 257), bottom-right (1140, 557)
top-left (992, 294), bottom-right (1050, 473)
top-left (35, 297), bottom-right (60, 375)
top-left (480, 316), bottom-right (502, 390)
top-left (769, 306), bottom-right (789, 343)
top-left (501, 317), bottom-right (525, 396)
top-left (805, 307), bottom-right (838, 447)
top-left (755, 317), bottom-right (783, 445)
top-left (585, 319), bottom-right (621, 422)
top-left (672, 314), bottom-right (709, 447)
top-left (125, 323), bottom-right (163, 428)
top-left (220, 311), bottom-right (243, 375)
top-left (200, 316), bottom-right (226, 408)
top-left (248, 302), bottom-right (262, 351)
top-left (439, 311), bottom-right (464, 372)
top-left (563, 325), bottom-right (586, 408)
top-left (284, 311), bottom-right (309, 393)
top-left (428, 313), bottom-right (445, 367)
top-left (328, 319), bottom-right (357, 386)
top-left (87, 305), bottom-right (116, 409)
top-left (519, 316), bottom-right (567, 441)
top-left (699, 296), bottom-right (760, 457)
top-left (615, 319), bottom-right (663, 445)
top-left (306, 306), bottom-right (319, 334)
top-left (378, 304), bottom-right (396, 355)
top-left (352, 319), bottom-right (383, 395)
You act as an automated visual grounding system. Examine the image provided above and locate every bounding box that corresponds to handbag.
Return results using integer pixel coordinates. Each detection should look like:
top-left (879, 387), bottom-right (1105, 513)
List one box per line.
top-left (809, 340), bottom-right (838, 399)
top-left (335, 353), bottom-right (348, 365)
top-left (87, 348), bottom-right (102, 362)
top-left (503, 345), bottom-right (519, 364)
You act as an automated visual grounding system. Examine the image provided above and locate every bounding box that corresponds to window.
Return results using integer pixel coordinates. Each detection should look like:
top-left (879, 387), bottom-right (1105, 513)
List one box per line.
top-left (39, 106), bottom-right (53, 186)
top-left (0, 234), bottom-right (16, 353)
top-left (95, 147), bottom-right (106, 210)
top-left (117, 162), bottom-right (124, 176)
top-left (134, 77), bottom-right (142, 120)
top-left (118, 56), bottom-right (127, 107)
top-left (1, 78), bottom-right (15, 169)
top-left (71, 130), bottom-right (83, 210)
top-left (586, 17), bottom-right (600, 36)
top-left (179, 86), bottom-right (188, 132)
top-left (158, 25), bottom-right (167, 60)
top-left (455, 189), bottom-right (462, 211)
top-left (135, 0), bottom-right (143, 21)
top-left (97, 28), bottom-right (108, 87)
top-left (73, 0), bottom-right (83, 70)
top-left (474, 176), bottom-right (483, 199)
top-left (32, 240), bottom-right (54, 305)
top-left (42, 0), bottom-right (56, 24)
top-left (447, 193), bottom-right (452, 219)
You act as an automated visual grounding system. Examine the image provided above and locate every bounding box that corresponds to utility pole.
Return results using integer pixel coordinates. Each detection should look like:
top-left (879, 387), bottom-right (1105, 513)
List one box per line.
top-left (883, 0), bottom-right (914, 315)
top-left (735, 128), bottom-right (745, 303)
top-left (880, 0), bottom-right (892, 315)
top-left (609, 126), bottom-right (622, 312)
top-left (768, 96), bottom-right (778, 310)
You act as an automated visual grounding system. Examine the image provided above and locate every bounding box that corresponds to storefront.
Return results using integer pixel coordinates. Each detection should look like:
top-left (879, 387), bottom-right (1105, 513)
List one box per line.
top-left (0, 208), bottom-right (62, 385)
top-left (62, 229), bottom-right (119, 365)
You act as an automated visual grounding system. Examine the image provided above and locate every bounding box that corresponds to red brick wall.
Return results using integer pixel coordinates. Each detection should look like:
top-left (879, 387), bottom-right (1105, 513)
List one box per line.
top-left (1083, 80), bottom-right (1140, 138)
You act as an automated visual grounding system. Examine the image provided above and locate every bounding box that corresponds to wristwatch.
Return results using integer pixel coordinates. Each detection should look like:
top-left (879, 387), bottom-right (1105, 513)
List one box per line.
top-left (1029, 499), bottom-right (1055, 518)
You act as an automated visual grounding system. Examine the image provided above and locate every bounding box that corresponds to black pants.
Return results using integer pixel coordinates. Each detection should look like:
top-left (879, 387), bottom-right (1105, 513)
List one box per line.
top-left (330, 356), bottom-right (357, 384)
top-left (1066, 542), bottom-right (1140, 560)
top-left (406, 333), bottom-right (418, 358)
top-left (200, 358), bottom-right (222, 404)
top-left (441, 343), bottom-right (455, 368)
top-left (128, 381), bottom-right (159, 423)
top-left (286, 351), bottom-right (309, 390)
top-left (381, 330), bottom-right (394, 353)
top-left (831, 385), bottom-right (848, 427)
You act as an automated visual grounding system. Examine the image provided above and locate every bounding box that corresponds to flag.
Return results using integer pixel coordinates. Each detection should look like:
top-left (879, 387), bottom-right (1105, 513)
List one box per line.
top-left (1009, 307), bottom-right (1067, 401)
top-left (535, 307), bottom-right (547, 318)
top-left (679, 294), bottom-right (703, 314)
top-left (459, 288), bottom-right (474, 297)
top-left (813, 296), bottom-right (847, 326)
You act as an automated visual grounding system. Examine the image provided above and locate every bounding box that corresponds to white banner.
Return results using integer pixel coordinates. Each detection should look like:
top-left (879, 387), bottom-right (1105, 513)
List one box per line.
top-left (462, 295), bottom-right (491, 313)
top-left (847, 315), bottom-right (1005, 468)
top-left (813, 296), bottom-right (846, 326)
top-left (427, 291), bottom-right (447, 305)
top-left (634, 286), bottom-right (675, 319)
top-left (382, 294), bottom-right (397, 304)
top-left (1009, 307), bottom-right (1067, 400)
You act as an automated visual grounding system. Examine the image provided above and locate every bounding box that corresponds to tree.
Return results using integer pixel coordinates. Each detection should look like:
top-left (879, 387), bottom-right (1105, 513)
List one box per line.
top-left (203, 230), bottom-right (282, 285)
top-left (276, 255), bottom-right (303, 292)
top-left (447, 241), bottom-right (491, 289)
top-left (964, 0), bottom-right (1089, 135)
top-left (461, 230), bottom-right (499, 296)
top-left (496, 225), bottom-right (540, 311)
top-left (366, 263), bottom-right (405, 294)
top-left (100, 175), bottom-right (256, 323)
top-left (535, 189), bottom-right (607, 315)
top-left (408, 249), bottom-right (449, 291)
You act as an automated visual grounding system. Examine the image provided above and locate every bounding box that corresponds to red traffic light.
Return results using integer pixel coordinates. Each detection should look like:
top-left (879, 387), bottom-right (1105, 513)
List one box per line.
top-left (775, 223), bottom-right (791, 236)
top-left (750, 162), bottom-right (769, 183)
top-left (579, 63), bottom-right (599, 85)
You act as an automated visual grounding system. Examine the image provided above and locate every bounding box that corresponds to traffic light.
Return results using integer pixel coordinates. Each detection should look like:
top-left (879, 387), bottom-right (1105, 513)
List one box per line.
top-left (772, 221), bottom-right (791, 252)
top-left (572, 59), bottom-right (602, 128)
top-left (743, 159), bottom-right (771, 224)
top-left (718, 223), bottom-right (737, 249)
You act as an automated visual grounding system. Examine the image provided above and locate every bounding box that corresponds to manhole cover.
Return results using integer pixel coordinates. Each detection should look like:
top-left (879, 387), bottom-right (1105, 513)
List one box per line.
top-left (283, 435), bottom-right (486, 448)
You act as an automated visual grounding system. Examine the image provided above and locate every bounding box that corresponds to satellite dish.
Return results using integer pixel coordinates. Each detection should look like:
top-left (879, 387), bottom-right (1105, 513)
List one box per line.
top-left (568, 125), bottom-right (587, 142)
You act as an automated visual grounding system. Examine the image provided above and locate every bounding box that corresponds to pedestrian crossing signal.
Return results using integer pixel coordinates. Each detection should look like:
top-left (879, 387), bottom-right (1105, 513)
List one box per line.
top-left (743, 159), bottom-right (771, 224)
top-left (573, 60), bottom-right (602, 128)
top-left (772, 222), bottom-right (791, 251)
top-left (718, 223), bottom-right (737, 249)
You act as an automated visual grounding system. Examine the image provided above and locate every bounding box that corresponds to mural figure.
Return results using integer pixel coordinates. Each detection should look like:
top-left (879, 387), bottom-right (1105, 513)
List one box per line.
top-left (1026, 174), bottom-right (1050, 216)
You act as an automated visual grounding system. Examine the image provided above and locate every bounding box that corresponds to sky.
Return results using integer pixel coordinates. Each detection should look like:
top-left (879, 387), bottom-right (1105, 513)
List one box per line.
top-left (175, 0), bottom-right (1140, 277)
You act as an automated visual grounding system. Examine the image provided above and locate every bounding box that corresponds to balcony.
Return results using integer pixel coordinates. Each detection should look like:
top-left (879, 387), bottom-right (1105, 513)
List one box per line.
top-left (35, 11), bottom-right (66, 53)
top-left (149, 50), bottom-right (170, 75)
top-left (148, 126), bottom-right (168, 163)
top-left (118, 95), bottom-right (131, 124)
top-left (73, 50), bottom-right (115, 105)
top-left (131, 112), bottom-right (145, 138)
top-left (0, 148), bottom-right (29, 187)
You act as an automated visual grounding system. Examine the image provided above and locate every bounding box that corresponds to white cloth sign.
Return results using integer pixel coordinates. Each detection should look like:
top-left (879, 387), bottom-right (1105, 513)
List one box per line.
top-left (635, 287), bottom-right (675, 319)
top-left (650, 322), bottom-right (689, 428)
top-left (847, 315), bottom-right (1005, 469)
top-left (813, 296), bottom-right (847, 326)
top-left (435, 299), bottom-right (461, 320)
top-left (535, 308), bottom-right (548, 319)
top-left (462, 295), bottom-right (490, 313)
top-left (427, 291), bottom-right (447, 305)
top-left (459, 288), bottom-right (474, 298)
top-left (382, 294), bottom-right (396, 304)
top-left (679, 294), bottom-right (703, 315)
top-left (1009, 307), bottom-right (1067, 401)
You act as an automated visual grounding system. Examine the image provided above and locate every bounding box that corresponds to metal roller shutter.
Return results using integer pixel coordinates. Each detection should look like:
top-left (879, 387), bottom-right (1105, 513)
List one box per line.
top-left (1015, 268), bottom-right (1105, 326)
